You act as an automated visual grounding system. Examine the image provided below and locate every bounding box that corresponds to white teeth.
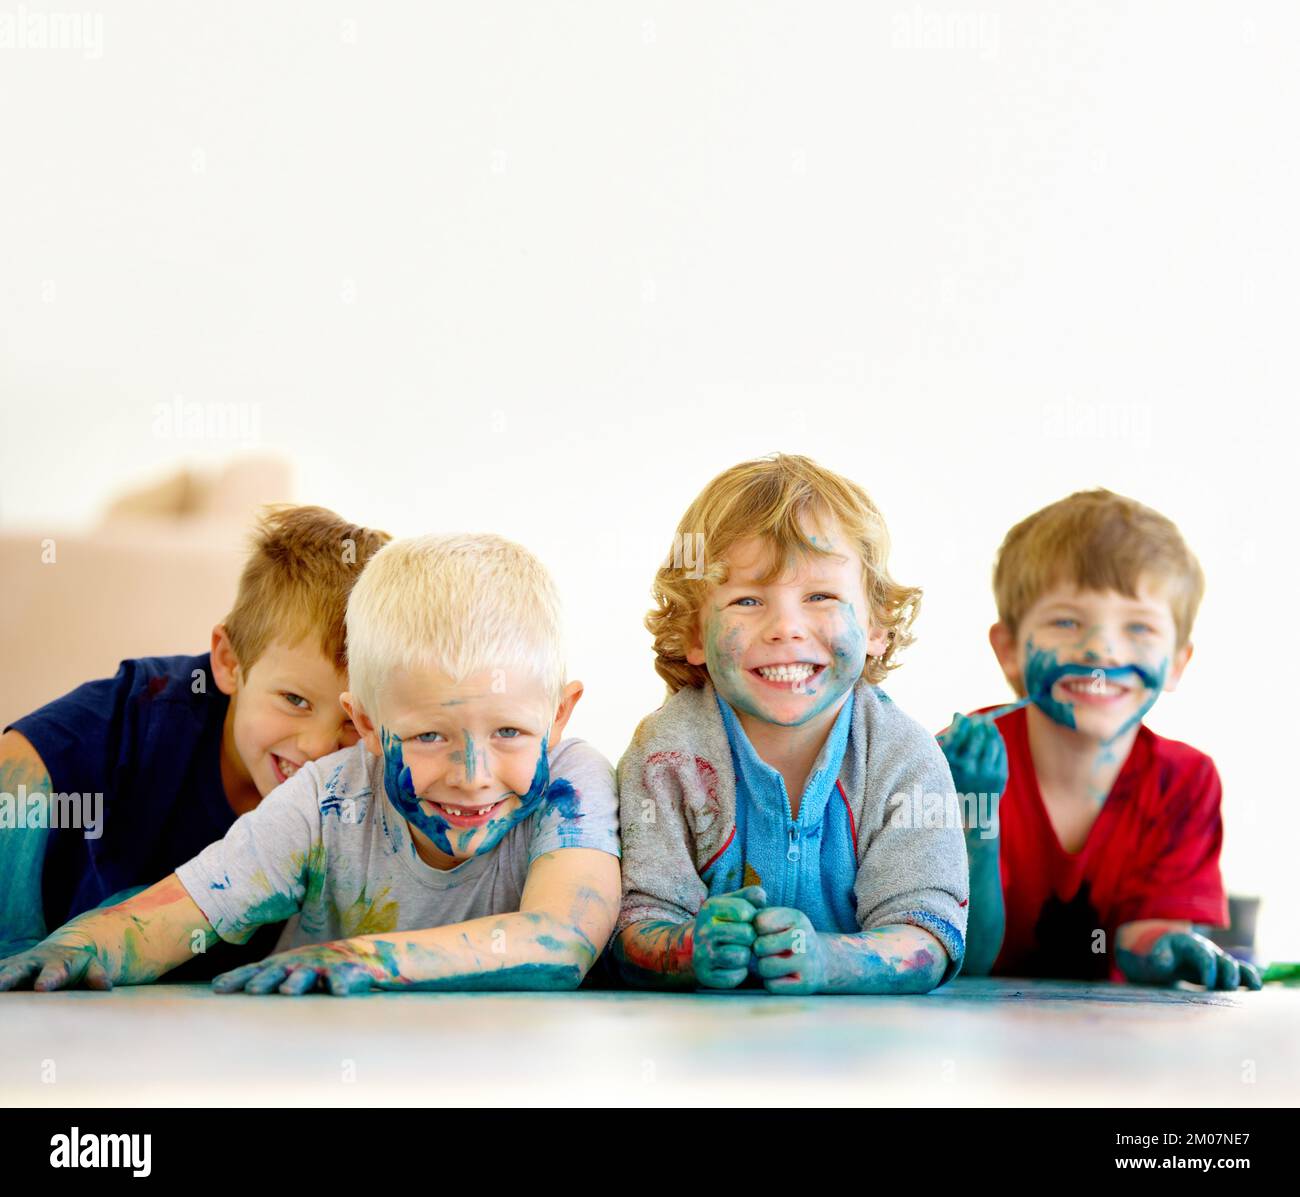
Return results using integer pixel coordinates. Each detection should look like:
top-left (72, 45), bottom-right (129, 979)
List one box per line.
top-left (757, 663), bottom-right (816, 682)
top-left (1063, 679), bottom-right (1126, 696)
top-left (278, 758), bottom-right (298, 777)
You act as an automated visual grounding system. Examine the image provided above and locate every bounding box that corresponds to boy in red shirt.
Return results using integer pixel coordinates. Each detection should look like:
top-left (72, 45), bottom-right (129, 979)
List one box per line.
top-left (940, 489), bottom-right (1260, 989)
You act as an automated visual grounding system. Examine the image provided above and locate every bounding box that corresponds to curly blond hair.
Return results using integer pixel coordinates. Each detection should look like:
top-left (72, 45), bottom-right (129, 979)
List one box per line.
top-left (647, 454), bottom-right (922, 693)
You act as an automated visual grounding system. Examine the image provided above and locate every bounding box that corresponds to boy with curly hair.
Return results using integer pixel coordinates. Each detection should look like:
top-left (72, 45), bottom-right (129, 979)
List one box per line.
top-left (614, 454), bottom-right (967, 994)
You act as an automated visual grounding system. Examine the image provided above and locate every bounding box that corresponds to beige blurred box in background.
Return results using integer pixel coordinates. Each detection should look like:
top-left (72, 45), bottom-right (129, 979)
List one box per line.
top-left (0, 456), bottom-right (293, 728)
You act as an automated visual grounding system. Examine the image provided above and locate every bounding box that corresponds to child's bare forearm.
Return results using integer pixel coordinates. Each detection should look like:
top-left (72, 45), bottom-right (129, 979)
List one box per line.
top-left (820, 925), bottom-right (949, 994)
top-left (0, 875), bottom-right (219, 990)
top-left (330, 910), bottom-right (602, 991)
top-left (962, 829), bottom-right (1005, 975)
top-left (612, 920), bottom-right (697, 989)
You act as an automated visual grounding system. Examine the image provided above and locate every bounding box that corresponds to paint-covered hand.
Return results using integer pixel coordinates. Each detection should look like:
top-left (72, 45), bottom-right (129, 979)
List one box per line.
top-left (1117, 932), bottom-right (1262, 991)
top-left (0, 931), bottom-right (115, 992)
top-left (212, 942), bottom-right (380, 996)
top-left (693, 886), bottom-right (766, 989)
top-left (751, 906), bottom-right (827, 994)
top-left (937, 711), bottom-right (1008, 801)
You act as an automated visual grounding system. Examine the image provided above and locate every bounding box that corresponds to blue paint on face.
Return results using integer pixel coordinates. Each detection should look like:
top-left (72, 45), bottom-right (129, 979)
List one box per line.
top-left (381, 727), bottom-right (554, 860)
top-left (1023, 639), bottom-right (1168, 743)
top-left (463, 732), bottom-right (476, 783)
top-left (705, 596), bottom-right (867, 729)
top-left (381, 728), bottom-right (455, 856)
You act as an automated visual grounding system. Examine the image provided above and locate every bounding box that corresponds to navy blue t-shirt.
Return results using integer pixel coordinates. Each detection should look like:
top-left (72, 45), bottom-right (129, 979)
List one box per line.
top-left (6, 652), bottom-right (284, 979)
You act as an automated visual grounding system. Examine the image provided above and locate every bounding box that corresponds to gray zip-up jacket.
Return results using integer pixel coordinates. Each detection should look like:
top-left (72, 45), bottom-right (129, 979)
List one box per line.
top-left (616, 678), bottom-right (969, 979)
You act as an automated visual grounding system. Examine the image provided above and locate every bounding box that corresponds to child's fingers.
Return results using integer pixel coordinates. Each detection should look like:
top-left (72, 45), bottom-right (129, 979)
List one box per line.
top-left (702, 920), bottom-right (756, 948)
top-left (704, 897), bottom-right (761, 924)
top-left (725, 885), bottom-right (767, 909)
top-left (1212, 951), bottom-right (1241, 992)
top-left (32, 960), bottom-right (73, 991)
top-left (244, 965), bottom-right (292, 995)
top-left (212, 963), bottom-right (264, 994)
top-left (327, 963), bottom-right (374, 996)
top-left (1169, 936), bottom-right (1216, 989)
top-left (82, 957), bottom-right (114, 991)
top-left (1240, 962), bottom-right (1263, 991)
top-left (752, 907), bottom-right (803, 935)
top-left (278, 967), bottom-right (319, 996)
top-left (977, 726), bottom-right (1006, 781)
top-left (764, 971), bottom-right (812, 994)
top-left (0, 956), bottom-right (41, 991)
top-left (753, 952), bottom-right (801, 980)
top-left (940, 714), bottom-right (972, 754)
top-left (697, 967), bottom-right (748, 989)
top-left (705, 944), bottom-right (752, 971)
top-left (753, 927), bottom-right (800, 958)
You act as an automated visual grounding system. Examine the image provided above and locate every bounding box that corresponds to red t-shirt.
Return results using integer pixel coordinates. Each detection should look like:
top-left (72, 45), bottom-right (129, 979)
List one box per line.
top-left (974, 705), bottom-right (1229, 981)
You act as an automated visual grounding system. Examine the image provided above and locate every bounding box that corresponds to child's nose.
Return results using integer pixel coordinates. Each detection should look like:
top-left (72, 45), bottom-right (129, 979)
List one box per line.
top-left (762, 601), bottom-right (809, 641)
top-left (450, 748), bottom-right (494, 789)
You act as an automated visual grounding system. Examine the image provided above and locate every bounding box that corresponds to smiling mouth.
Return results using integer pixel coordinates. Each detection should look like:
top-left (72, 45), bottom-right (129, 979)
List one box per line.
top-left (271, 754), bottom-right (303, 783)
top-left (1056, 676), bottom-right (1134, 700)
top-left (418, 797), bottom-right (508, 827)
top-left (749, 662), bottom-right (825, 689)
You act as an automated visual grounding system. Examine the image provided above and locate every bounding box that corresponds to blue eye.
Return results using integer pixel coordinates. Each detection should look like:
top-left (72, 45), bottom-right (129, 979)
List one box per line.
top-left (733, 597), bottom-right (759, 607)
top-left (808, 593), bottom-right (835, 602)
top-left (283, 693), bottom-right (309, 709)
top-left (1052, 618), bottom-right (1077, 629)
top-left (1127, 623), bottom-right (1154, 635)
top-left (415, 731), bottom-right (444, 744)
top-left (497, 728), bottom-right (522, 739)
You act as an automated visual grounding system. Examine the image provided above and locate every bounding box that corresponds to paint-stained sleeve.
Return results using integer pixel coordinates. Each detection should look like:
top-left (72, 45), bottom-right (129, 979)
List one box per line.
top-left (854, 729), bottom-right (969, 983)
top-left (528, 737), bottom-right (621, 860)
top-left (615, 737), bottom-right (709, 934)
top-left (175, 769), bottom-right (323, 945)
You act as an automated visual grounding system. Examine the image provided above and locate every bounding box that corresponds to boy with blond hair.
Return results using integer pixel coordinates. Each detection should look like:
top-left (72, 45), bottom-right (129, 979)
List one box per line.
top-left (939, 489), bottom-right (1260, 989)
top-left (0, 533), bottom-right (620, 994)
top-left (0, 505), bottom-right (389, 977)
top-left (614, 455), bottom-right (967, 994)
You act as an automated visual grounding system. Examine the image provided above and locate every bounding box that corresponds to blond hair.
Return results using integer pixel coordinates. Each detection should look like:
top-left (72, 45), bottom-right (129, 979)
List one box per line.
top-left (224, 504), bottom-right (391, 675)
top-left (346, 533), bottom-right (567, 719)
top-left (993, 488), bottom-right (1205, 661)
top-left (647, 454), bottom-right (921, 693)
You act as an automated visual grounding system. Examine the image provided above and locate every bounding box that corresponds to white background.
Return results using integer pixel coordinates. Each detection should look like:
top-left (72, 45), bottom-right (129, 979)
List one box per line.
top-left (2, 2), bottom-right (1296, 953)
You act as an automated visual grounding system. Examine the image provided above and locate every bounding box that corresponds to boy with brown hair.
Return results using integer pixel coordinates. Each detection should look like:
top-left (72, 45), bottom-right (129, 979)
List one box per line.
top-left (940, 488), bottom-right (1260, 989)
top-left (0, 505), bottom-right (390, 977)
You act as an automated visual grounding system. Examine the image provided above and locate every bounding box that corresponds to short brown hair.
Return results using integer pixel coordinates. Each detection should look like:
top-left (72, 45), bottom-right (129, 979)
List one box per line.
top-left (993, 488), bottom-right (1204, 648)
top-left (224, 504), bottom-right (391, 675)
top-left (647, 454), bottom-right (922, 693)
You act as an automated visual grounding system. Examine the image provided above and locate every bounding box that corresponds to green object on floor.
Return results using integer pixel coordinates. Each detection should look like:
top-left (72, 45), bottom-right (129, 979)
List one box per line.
top-left (1262, 962), bottom-right (1300, 984)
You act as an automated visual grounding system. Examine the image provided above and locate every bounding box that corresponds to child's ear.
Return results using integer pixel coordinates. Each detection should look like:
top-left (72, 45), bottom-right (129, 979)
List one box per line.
top-left (548, 681), bottom-right (584, 743)
top-left (210, 625), bottom-right (241, 696)
top-left (864, 623), bottom-right (890, 658)
top-left (340, 692), bottom-right (382, 756)
top-left (988, 622), bottom-right (1022, 691)
top-left (1164, 641), bottom-right (1194, 692)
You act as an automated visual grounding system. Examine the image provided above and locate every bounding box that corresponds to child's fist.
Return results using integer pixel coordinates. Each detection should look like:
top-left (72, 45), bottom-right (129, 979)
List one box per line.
top-left (752, 906), bottom-right (826, 994)
top-left (1117, 931), bottom-right (1262, 991)
top-left (937, 711), bottom-right (1009, 800)
top-left (692, 886), bottom-right (767, 989)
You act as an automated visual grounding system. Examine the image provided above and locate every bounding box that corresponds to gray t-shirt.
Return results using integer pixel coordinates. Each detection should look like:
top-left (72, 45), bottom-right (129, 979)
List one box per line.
top-left (176, 736), bottom-right (620, 953)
